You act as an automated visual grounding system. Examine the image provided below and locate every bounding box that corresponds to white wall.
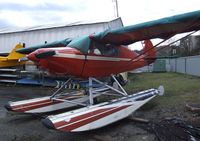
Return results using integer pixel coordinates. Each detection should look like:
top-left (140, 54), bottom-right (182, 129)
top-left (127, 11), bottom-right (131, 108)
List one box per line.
top-left (169, 55), bottom-right (200, 76)
top-left (0, 18), bottom-right (123, 53)
top-left (131, 55), bottom-right (200, 77)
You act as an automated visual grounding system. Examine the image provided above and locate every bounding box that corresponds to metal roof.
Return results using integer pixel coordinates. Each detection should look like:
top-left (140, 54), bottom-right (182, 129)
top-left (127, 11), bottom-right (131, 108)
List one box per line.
top-left (0, 17), bottom-right (122, 34)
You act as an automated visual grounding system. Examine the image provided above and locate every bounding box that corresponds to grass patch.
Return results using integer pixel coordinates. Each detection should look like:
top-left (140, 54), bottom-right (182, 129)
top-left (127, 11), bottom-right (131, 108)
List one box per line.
top-left (124, 72), bottom-right (200, 108)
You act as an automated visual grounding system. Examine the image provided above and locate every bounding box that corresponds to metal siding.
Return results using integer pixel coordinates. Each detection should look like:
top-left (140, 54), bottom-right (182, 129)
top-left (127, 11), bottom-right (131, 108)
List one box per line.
top-left (185, 56), bottom-right (200, 76)
top-left (153, 59), bottom-right (166, 72)
top-left (108, 18), bottom-right (123, 30)
top-left (4, 34), bottom-right (17, 53)
top-left (0, 18), bottom-right (123, 53)
top-left (165, 59), bottom-right (171, 72)
top-left (169, 59), bottom-right (176, 72)
top-left (133, 55), bottom-right (200, 77)
top-left (176, 58), bottom-right (185, 73)
top-left (0, 35), bottom-right (4, 52)
top-left (164, 55), bottom-right (200, 76)
top-left (22, 32), bottom-right (32, 47)
top-left (56, 28), bottom-right (68, 40)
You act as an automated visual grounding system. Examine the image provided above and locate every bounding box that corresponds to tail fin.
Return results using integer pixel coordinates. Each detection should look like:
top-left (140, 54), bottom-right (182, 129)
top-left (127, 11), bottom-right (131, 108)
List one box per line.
top-left (7, 43), bottom-right (25, 60)
top-left (142, 40), bottom-right (156, 64)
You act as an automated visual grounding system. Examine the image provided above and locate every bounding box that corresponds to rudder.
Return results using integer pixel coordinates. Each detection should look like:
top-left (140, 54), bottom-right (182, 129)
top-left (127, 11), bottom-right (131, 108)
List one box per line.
top-left (142, 40), bottom-right (156, 64)
top-left (7, 43), bottom-right (25, 60)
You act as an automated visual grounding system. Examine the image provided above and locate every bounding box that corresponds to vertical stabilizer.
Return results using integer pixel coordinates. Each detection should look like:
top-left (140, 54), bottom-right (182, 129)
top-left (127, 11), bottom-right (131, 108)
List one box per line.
top-left (7, 43), bottom-right (25, 60)
top-left (143, 40), bottom-right (156, 64)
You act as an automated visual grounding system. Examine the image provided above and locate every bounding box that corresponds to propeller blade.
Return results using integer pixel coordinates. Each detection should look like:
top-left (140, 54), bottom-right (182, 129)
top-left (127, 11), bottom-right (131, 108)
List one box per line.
top-left (35, 50), bottom-right (56, 59)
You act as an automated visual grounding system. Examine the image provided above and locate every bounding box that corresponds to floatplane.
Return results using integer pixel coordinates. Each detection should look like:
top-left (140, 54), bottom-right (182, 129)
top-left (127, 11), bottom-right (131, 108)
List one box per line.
top-left (5, 10), bottom-right (200, 132)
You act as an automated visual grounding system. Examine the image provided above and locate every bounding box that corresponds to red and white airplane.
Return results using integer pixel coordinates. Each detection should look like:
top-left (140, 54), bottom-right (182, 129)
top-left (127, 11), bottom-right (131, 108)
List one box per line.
top-left (17, 10), bottom-right (200, 78)
top-left (26, 39), bottom-right (155, 78)
top-left (6, 10), bottom-right (200, 132)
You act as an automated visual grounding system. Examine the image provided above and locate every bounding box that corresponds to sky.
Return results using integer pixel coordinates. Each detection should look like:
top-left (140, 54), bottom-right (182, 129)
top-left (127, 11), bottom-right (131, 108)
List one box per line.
top-left (0, 0), bottom-right (199, 28)
top-left (0, 0), bottom-right (199, 49)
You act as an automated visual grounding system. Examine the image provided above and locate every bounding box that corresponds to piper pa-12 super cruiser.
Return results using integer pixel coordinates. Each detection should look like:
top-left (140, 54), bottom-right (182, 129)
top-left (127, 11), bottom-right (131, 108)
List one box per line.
top-left (5, 10), bottom-right (200, 132)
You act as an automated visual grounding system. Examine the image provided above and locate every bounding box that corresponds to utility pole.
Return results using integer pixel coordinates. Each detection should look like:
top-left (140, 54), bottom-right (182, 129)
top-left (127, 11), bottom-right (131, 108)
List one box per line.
top-left (113, 0), bottom-right (119, 17)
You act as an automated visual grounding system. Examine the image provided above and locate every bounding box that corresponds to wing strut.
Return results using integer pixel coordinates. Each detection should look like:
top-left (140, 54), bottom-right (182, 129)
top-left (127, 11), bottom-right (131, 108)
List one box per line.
top-left (130, 16), bottom-right (200, 62)
top-left (131, 30), bottom-right (199, 63)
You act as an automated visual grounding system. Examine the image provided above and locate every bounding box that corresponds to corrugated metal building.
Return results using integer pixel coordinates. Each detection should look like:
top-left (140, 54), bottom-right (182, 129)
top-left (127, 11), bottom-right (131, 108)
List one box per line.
top-left (0, 18), bottom-right (123, 53)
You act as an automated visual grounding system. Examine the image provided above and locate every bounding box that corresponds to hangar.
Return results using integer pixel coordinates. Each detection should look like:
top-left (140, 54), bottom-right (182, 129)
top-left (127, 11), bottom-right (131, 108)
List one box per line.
top-left (0, 17), bottom-right (123, 53)
top-left (0, 17), bottom-right (127, 82)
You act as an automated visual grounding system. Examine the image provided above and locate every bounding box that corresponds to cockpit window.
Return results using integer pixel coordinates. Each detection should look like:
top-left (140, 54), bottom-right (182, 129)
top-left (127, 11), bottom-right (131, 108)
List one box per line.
top-left (89, 41), bottom-right (119, 56)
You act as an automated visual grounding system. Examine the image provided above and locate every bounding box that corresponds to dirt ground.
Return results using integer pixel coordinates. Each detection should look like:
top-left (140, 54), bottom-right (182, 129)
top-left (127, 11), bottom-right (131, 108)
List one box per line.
top-left (0, 83), bottom-right (199, 141)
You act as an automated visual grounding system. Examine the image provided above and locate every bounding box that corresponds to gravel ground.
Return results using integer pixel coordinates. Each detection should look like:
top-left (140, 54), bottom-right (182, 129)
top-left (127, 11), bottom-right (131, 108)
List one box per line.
top-left (0, 84), bottom-right (198, 141)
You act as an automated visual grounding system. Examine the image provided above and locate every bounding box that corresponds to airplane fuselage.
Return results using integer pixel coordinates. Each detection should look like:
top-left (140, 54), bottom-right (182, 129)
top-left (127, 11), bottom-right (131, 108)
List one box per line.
top-left (0, 58), bottom-right (25, 68)
top-left (27, 46), bottom-right (151, 78)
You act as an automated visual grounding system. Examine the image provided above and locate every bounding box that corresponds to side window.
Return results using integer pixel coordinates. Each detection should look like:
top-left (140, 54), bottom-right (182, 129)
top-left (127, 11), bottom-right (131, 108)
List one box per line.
top-left (93, 48), bottom-right (101, 55)
top-left (102, 44), bottom-right (119, 56)
top-left (89, 41), bottom-right (119, 56)
top-left (88, 41), bottom-right (102, 55)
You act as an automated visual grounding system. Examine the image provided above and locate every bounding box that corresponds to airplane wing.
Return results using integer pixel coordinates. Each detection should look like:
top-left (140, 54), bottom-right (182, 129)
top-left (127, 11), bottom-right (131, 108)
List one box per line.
top-left (16, 38), bottom-right (72, 54)
top-left (90, 10), bottom-right (200, 45)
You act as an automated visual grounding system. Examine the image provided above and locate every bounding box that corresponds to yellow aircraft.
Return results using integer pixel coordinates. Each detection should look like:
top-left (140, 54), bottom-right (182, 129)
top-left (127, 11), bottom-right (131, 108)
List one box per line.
top-left (0, 43), bottom-right (25, 68)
